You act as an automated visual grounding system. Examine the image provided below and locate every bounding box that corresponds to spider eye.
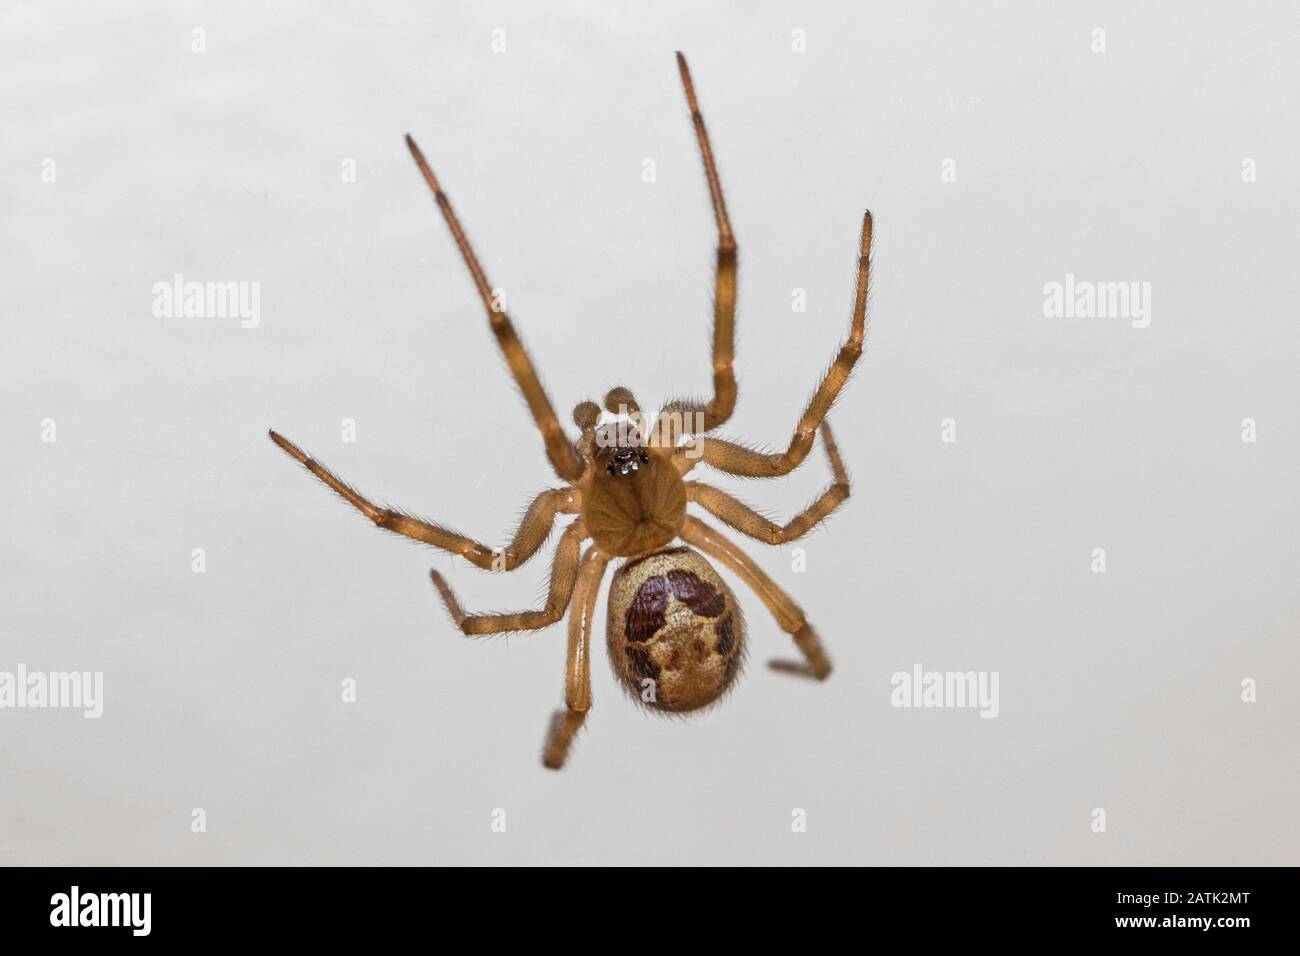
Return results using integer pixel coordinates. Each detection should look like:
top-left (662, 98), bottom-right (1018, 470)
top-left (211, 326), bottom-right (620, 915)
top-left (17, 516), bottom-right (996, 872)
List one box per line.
top-left (607, 448), bottom-right (644, 477)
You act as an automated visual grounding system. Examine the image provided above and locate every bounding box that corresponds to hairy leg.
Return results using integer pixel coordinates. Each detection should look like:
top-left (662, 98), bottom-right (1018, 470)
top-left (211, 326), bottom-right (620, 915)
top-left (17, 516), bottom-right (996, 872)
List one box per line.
top-left (542, 545), bottom-right (610, 769)
top-left (680, 516), bottom-right (831, 679)
top-left (268, 430), bottom-right (577, 570)
top-left (686, 423), bottom-right (849, 544)
top-left (430, 521), bottom-right (587, 635)
top-left (651, 53), bottom-right (738, 447)
top-left (683, 211), bottom-right (872, 476)
top-left (405, 135), bottom-right (584, 481)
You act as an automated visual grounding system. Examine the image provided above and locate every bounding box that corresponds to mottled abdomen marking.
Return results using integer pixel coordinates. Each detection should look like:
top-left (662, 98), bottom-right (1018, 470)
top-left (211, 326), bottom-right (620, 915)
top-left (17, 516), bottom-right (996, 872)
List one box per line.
top-left (607, 547), bottom-right (746, 712)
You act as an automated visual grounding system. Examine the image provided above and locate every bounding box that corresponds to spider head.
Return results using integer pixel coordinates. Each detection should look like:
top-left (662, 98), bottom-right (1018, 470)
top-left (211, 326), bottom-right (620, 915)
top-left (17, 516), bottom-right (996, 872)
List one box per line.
top-left (592, 422), bottom-right (650, 478)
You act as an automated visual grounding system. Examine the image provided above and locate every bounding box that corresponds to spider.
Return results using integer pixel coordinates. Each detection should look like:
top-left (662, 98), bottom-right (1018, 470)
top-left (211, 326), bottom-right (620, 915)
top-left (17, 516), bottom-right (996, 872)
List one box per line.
top-left (269, 53), bottom-right (872, 769)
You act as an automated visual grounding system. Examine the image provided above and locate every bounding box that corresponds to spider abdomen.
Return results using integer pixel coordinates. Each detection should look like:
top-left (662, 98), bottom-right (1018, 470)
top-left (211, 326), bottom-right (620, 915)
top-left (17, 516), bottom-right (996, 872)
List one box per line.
top-left (606, 547), bottom-right (745, 712)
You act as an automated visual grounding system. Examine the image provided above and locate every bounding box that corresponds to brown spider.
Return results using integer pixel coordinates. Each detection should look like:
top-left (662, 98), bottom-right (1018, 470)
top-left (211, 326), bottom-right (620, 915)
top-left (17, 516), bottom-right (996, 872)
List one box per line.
top-left (269, 53), bottom-right (872, 769)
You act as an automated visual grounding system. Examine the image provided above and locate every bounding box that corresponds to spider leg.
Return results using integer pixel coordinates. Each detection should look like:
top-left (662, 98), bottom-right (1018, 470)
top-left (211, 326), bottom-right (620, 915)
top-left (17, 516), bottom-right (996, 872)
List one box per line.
top-left (652, 53), bottom-right (737, 447)
top-left (679, 516), bottom-right (831, 680)
top-left (430, 521), bottom-right (587, 635)
top-left (542, 544), bottom-right (610, 769)
top-left (685, 423), bottom-right (849, 544)
top-left (268, 430), bottom-right (577, 570)
top-left (681, 211), bottom-right (873, 477)
top-left (405, 135), bottom-right (584, 482)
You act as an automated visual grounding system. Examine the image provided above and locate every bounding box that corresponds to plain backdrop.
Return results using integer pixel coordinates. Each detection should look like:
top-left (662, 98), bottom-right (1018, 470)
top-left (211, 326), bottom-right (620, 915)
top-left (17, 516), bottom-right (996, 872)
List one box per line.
top-left (2, 1), bottom-right (1298, 865)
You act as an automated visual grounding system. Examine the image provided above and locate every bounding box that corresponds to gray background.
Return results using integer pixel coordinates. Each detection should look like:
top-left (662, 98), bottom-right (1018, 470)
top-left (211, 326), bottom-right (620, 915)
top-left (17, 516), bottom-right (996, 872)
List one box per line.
top-left (2, 0), bottom-right (1297, 865)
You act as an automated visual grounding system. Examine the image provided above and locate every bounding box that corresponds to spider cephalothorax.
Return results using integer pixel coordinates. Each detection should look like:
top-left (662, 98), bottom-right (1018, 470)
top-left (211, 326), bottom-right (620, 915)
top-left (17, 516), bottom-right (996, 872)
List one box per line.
top-left (270, 53), bottom-right (872, 769)
top-left (584, 415), bottom-right (686, 558)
